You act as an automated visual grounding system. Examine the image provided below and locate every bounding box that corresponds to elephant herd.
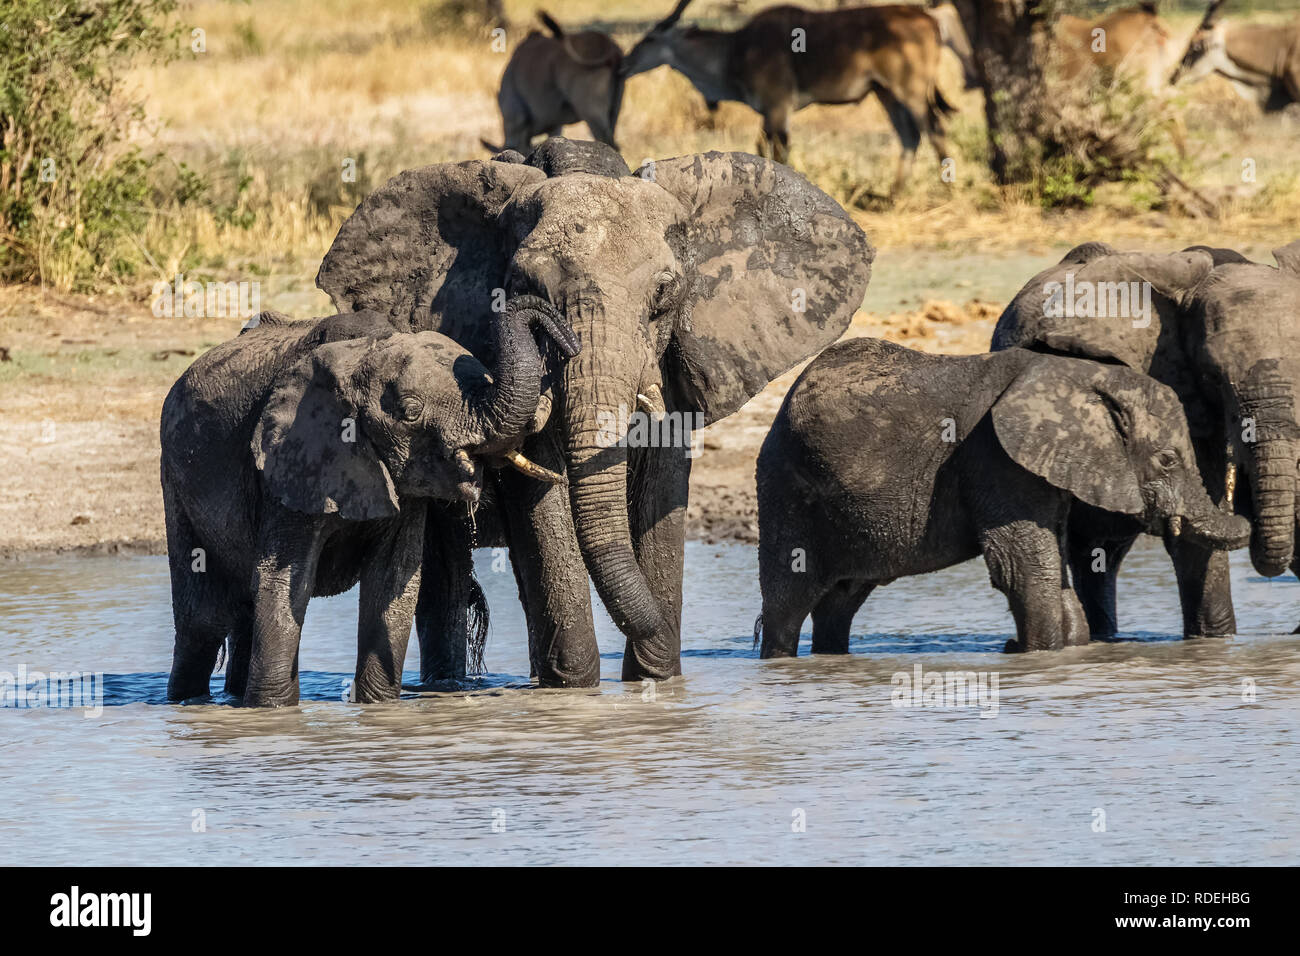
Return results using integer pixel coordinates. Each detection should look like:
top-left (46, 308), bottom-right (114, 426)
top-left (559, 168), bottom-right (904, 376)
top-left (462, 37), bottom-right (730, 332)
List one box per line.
top-left (160, 138), bottom-right (1300, 706)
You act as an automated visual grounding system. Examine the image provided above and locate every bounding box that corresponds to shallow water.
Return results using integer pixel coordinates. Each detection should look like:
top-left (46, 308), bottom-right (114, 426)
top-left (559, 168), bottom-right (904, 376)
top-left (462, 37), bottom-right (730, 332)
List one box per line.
top-left (1, 539), bottom-right (1298, 865)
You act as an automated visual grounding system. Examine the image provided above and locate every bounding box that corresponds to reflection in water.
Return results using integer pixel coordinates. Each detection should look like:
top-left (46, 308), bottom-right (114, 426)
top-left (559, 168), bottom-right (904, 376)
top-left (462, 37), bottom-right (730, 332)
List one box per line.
top-left (1, 539), bottom-right (1298, 864)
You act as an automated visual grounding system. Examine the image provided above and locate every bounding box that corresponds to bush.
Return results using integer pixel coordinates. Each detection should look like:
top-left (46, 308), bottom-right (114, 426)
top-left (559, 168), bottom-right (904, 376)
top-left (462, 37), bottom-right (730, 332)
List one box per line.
top-left (0, 0), bottom-right (180, 289)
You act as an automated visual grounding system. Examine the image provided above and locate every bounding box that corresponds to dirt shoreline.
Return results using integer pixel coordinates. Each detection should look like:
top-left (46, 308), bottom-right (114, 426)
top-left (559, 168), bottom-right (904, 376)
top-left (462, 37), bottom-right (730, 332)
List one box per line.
top-left (0, 284), bottom-right (996, 561)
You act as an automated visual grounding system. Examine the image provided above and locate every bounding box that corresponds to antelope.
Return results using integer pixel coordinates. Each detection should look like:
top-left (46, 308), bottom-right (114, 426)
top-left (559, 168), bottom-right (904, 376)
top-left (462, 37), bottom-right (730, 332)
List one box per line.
top-left (482, 12), bottom-right (625, 155)
top-left (622, 0), bottom-right (955, 195)
top-left (1171, 0), bottom-right (1300, 111)
top-left (1055, 3), bottom-right (1177, 94)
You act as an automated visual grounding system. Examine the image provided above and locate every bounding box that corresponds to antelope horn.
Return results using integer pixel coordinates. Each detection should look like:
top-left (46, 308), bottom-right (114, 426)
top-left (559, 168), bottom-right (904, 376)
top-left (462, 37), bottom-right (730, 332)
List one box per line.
top-left (503, 449), bottom-right (566, 484)
top-left (655, 0), bottom-right (694, 32)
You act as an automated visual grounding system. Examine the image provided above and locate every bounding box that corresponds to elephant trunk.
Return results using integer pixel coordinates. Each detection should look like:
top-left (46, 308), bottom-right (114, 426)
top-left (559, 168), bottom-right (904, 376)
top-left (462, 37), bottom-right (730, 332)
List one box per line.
top-left (1181, 497), bottom-right (1252, 551)
top-left (561, 295), bottom-right (678, 681)
top-left (1237, 376), bottom-right (1298, 577)
top-left (477, 295), bottom-right (579, 450)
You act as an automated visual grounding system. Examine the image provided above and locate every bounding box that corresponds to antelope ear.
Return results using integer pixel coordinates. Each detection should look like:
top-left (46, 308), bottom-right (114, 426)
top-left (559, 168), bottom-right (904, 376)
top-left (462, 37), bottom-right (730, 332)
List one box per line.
top-left (992, 357), bottom-right (1145, 515)
top-left (1273, 239), bottom-right (1300, 275)
top-left (643, 152), bottom-right (873, 425)
top-left (252, 342), bottom-right (399, 521)
top-left (316, 160), bottom-right (546, 340)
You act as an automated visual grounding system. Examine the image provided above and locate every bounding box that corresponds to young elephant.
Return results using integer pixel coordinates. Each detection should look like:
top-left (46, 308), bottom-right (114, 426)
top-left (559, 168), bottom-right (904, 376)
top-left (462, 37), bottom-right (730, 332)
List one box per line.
top-left (162, 303), bottom-right (578, 707)
top-left (756, 338), bottom-right (1250, 656)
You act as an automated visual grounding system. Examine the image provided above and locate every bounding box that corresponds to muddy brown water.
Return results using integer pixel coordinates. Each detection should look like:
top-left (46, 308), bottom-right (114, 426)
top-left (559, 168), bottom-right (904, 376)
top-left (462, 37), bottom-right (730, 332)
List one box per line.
top-left (1, 539), bottom-right (1297, 865)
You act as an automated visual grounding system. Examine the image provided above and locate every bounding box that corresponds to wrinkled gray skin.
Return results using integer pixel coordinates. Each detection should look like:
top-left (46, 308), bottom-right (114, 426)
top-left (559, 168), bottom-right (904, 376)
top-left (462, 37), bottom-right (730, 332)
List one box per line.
top-left (161, 305), bottom-right (578, 707)
top-left (484, 18), bottom-right (625, 155)
top-left (993, 240), bottom-right (1300, 639)
top-left (756, 339), bottom-right (1249, 656)
top-left (318, 138), bottom-right (873, 685)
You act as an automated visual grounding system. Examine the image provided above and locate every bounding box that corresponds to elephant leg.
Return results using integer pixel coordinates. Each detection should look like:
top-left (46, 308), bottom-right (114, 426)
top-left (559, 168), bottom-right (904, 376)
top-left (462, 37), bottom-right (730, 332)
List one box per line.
top-left (498, 430), bottom-right (600, 687)
top-left (165, 505), bottom-right (230, 702)
top-left (415, 499), bottom-right (478, 683)
top-left (354, 511), bottom-right (425, 703)
top-left (244, 514), bottom-right (323, 707)
top-left (977, 482), bottom-right (1074, 652)
top-left (1166, 536), bottom-right (1237, 638)
top-left (223, 602), bottom-right (254, 698)
top-left (811, 579), bottom-right (875, 654)
top-left (625, 442), bottom-right (690, 681)
top-left (1067, 532), bottom-right (1135, 638)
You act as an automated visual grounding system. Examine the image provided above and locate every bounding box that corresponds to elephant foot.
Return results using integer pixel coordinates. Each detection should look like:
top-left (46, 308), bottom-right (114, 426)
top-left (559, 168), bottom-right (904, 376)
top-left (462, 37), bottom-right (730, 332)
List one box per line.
top-left (1185, 631), bottom-right (1234, 640)
top-left (1003, 638), bottom-right (1024, 654)
top-left (1293, 623), bottom-right (1300, 635)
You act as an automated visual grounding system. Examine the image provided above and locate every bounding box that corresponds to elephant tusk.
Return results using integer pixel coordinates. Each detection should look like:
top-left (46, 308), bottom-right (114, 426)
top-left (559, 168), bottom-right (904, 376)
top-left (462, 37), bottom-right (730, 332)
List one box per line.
top-left (1225, 463), bottom-right (1237, 508)
top-left (1170, 515), bottom-right (1183, 538)
top-left (637, 384), bottom-right (666, 416)
top-left (503, 449), bottom-right (566, 484)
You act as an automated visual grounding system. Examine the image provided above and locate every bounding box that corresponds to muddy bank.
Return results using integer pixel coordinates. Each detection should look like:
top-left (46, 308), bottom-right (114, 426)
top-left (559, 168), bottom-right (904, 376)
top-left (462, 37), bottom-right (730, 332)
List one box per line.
top-left (0, 284), bottom-right (996, 560)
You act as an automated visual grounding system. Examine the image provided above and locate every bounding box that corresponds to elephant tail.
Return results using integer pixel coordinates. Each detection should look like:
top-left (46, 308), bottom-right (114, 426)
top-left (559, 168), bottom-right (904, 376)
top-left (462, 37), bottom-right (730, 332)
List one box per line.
top-left (467, 575), bottom-right (489, 675)
top-left (752, 613), bottom-right (763, 650)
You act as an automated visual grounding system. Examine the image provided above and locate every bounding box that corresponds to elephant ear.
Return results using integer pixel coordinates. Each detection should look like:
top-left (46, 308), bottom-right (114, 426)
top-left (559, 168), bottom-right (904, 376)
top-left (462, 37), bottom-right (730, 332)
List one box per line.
top-left (252, 341), bottom-right (399, 521)
top-left (315, 160), bottom-right (546, 344)
top-left (992, 356), bottom-right (1145, 515)
top-left (1273, 239), bottom-right (1300, 275)
top-left (642, 152), bottom-right (874, 425)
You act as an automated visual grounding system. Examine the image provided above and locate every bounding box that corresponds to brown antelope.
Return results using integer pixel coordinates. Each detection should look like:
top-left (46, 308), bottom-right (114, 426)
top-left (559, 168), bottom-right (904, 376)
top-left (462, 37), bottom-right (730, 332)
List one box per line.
top-left (1171, 0), bottom-right (1300, 111)
top-left (1055, 3), bottom-right (1177, 94)
top-left (482, 12), bottom-right (625, 155)
top-left (622, 1), bottom-right (955, 195)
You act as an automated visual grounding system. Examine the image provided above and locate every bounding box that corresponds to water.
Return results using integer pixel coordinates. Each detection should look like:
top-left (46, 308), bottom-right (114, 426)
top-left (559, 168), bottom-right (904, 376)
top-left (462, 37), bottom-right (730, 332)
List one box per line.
top-left (2, 539), bottom-right (1298, 865)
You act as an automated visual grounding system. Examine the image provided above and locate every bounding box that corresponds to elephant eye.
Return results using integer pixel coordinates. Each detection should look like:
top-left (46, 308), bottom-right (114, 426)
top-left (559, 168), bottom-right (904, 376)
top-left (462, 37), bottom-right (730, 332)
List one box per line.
top-left (398, 396), bottom-right (424, 423)
top-left (651, 272), bottom-right (682, 314)
top-left (1155, 449), bottom-right (1179, 471)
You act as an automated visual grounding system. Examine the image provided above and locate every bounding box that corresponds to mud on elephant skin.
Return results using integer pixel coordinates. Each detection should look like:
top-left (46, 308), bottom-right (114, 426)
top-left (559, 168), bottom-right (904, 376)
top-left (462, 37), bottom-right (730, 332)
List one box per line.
top-left (317, 137), bottom-right (874, 686)
top-left (993, 239), bottom-right (1300, 638)
top-left (755, 339), bottom-right (1249, 657)
top-left (161, 305), bottom-right (578, 707)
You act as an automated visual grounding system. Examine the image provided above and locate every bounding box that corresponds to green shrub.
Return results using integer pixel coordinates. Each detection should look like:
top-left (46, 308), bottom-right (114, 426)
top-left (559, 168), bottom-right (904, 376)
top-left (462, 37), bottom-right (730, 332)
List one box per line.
top-left (0, 0), bottom-right (181, 289)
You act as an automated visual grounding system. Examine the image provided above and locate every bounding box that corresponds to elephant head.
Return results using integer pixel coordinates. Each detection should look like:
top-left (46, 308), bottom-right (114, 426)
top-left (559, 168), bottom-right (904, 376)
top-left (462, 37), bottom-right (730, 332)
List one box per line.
top-left (1184, 241), bottom-right (1300, 577)
top-left (992, 355), bottom-right (1250, 551)
top-left (316, 140), bottom-right (873, 678)
top-left (253, 305), bottom-right (579, 519)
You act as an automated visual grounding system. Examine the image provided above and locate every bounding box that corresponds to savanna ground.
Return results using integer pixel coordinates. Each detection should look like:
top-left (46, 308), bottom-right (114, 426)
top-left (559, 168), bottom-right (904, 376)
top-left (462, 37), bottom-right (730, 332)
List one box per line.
top-left (2, 0), bottom-right (1298, 556)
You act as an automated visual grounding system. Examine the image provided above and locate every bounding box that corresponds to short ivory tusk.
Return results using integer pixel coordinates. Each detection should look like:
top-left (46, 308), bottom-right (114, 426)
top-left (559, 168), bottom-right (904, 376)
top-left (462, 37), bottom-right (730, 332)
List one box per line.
top-left (1225, 463), bottom-right (1237, 508)
top-left (504, 449), bottom-right (566, 484)
top-left (1169, 514), bottom-right (1183, 537)
top-left (637, 384), bottom-right (666, 415)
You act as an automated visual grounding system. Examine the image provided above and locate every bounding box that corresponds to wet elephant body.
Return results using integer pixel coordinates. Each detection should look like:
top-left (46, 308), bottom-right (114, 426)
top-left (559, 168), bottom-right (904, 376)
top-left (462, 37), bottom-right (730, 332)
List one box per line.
top-left (993, 240), bottom-right (1300, 639)
top-left (756, 339), bottom-right (1249, 657)
top-left (317, 138), bottom-right (874, 685)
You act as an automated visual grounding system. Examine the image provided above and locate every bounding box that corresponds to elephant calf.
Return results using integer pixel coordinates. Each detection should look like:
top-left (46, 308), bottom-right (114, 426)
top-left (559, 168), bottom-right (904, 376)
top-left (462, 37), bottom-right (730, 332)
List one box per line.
top-left (756, 338), bottom-right (1250, 656)
top-left (161, 303), bottom-right (578, 707)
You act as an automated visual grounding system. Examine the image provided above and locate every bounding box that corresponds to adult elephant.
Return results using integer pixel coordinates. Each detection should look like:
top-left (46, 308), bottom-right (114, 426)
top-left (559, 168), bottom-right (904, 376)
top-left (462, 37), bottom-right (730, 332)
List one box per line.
top-left (992, 239), bottom-right (1300, 639)
top-left (317, 139), bottom-right (873, 685)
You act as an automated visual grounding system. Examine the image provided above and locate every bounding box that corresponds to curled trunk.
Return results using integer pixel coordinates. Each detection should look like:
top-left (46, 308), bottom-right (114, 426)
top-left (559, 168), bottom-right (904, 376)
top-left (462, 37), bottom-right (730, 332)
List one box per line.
top-left (477, 295), bottom-right (577, 449)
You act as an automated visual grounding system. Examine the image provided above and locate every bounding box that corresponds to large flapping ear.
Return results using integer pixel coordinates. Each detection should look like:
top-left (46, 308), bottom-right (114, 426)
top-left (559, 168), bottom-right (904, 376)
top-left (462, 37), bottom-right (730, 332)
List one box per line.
top-left (1273, 239), bottom-right (1300, 275)
top-left (642, 152), bottom-right (873, 425)
top-left (992, 355), bottom-right (1145, 515)
top-left (252, 341), bottom-right (399, 521)
top-left (316, 160), bottom-right (546, 345)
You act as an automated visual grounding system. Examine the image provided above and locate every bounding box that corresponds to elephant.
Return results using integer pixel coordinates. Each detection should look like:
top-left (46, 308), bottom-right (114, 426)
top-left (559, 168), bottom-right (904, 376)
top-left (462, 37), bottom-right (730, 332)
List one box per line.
top-left (992, 240), bottom-right (1300, 640)
top-left (481, 13), bottom-right (625, 156)
top-left (161, 304), bottom-right (579, 707)
top-left (756, 338), bottom-right (1250, 657)
top-left (316, 138), bottom-right (873, 686)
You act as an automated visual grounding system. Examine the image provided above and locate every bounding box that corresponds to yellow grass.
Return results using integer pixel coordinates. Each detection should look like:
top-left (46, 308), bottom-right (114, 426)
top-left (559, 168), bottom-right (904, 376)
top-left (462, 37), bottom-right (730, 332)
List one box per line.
top-left (108, 0), bottom-right (1300, 307)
